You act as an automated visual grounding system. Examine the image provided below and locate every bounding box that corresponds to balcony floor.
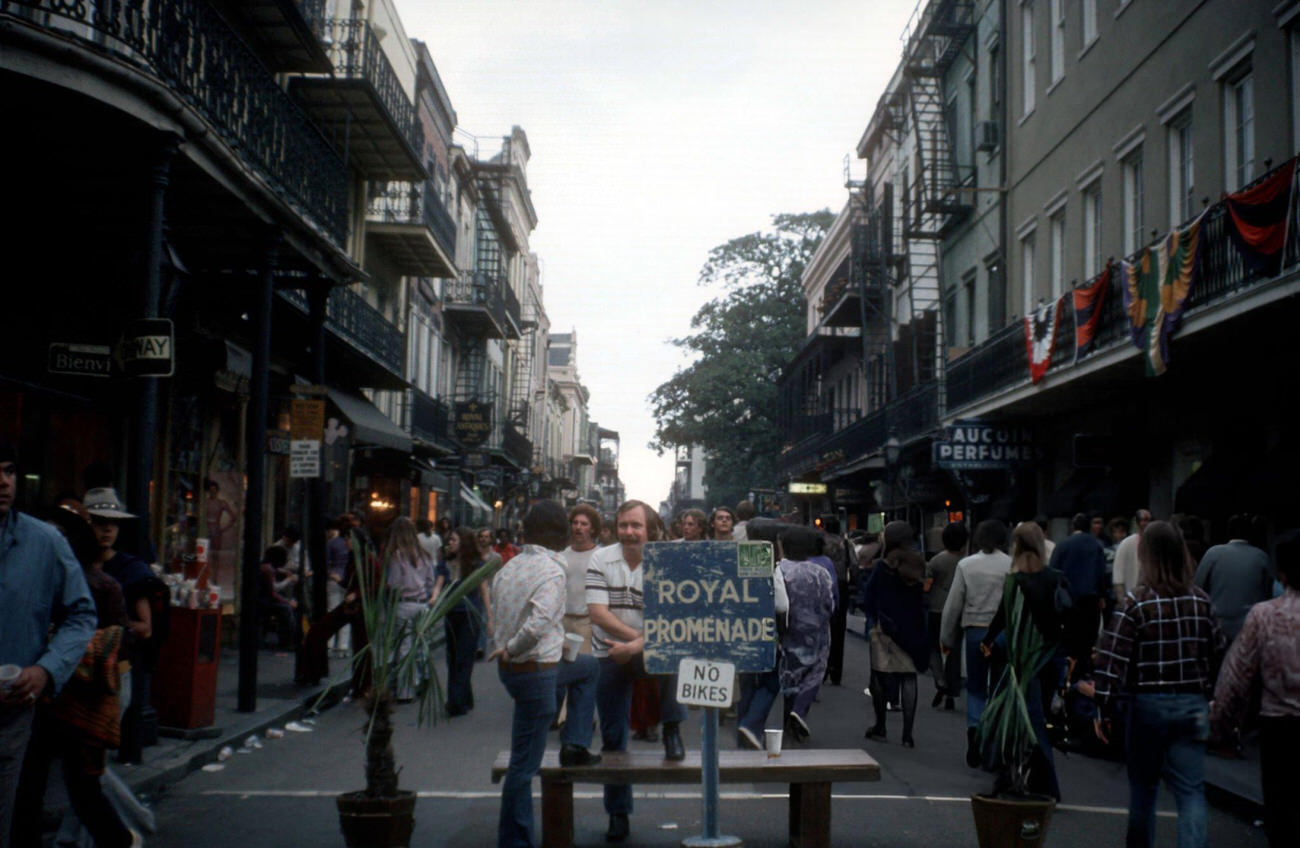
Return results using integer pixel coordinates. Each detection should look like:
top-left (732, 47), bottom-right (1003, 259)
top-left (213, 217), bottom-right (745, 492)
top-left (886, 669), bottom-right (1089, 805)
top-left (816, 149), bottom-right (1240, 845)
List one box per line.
top-left (365, 222), bottom-right (456, 277)
top-left (290, 77), bottom-right (425, 181)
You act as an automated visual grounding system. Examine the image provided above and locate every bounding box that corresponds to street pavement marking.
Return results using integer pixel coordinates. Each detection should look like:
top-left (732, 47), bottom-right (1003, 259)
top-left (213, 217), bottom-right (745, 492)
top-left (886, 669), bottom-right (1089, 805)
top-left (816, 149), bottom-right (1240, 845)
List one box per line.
top-left (194, 789), bottom-right (1173, 816)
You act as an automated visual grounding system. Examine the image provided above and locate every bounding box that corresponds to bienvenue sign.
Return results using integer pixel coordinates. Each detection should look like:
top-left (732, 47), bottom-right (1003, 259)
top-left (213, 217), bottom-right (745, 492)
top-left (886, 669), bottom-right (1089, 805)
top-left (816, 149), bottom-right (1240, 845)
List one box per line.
top-left (641, 540), bottom-right (776, 674)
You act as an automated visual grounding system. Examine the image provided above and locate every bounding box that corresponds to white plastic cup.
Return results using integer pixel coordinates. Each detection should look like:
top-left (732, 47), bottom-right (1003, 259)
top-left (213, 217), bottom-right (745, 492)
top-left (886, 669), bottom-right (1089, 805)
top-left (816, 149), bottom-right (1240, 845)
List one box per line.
top-left (764, 728), bottom-right (783, 758)
top-left (562, 633), bottom-right (583, 662)
top-left (0, 665), bottom-right (20, 693)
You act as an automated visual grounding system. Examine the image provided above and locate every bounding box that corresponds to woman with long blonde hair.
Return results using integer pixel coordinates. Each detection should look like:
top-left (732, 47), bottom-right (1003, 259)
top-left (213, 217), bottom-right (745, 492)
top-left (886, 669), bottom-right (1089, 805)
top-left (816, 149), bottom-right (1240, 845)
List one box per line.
top-left (384, 517), bottom-right (434, 702)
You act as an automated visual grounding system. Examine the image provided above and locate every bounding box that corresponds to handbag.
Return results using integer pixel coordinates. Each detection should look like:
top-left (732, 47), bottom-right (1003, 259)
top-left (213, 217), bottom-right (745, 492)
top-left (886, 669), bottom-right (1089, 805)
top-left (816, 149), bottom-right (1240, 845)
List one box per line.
top-left (47, 625), bottom-right (128, 749)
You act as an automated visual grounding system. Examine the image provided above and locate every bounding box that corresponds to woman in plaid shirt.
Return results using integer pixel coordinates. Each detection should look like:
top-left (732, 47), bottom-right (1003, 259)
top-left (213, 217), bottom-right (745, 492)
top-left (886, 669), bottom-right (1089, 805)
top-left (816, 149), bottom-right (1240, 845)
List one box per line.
top-left (1094, 521), bottom-right (1225, 848)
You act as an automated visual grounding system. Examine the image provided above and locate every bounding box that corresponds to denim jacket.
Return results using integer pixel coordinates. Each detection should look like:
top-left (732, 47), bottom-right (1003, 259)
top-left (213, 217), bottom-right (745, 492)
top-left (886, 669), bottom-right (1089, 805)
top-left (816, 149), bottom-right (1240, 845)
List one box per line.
top-left (0, 510), bottom-right (98, 694)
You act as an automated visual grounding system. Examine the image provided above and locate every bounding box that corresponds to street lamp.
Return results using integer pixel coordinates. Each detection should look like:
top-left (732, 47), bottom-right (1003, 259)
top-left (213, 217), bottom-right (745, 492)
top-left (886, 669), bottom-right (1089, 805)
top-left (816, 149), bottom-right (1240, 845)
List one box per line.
top-left (883, 435), bottom-right (901, 521)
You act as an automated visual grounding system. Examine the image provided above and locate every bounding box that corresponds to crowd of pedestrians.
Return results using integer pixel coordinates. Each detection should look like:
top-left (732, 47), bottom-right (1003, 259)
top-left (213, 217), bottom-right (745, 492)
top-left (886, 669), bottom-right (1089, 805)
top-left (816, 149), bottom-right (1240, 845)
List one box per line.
top-left (478, 495), bottom-right (1297, 848)
top-left (8, 418), bottom-right (1292, 848)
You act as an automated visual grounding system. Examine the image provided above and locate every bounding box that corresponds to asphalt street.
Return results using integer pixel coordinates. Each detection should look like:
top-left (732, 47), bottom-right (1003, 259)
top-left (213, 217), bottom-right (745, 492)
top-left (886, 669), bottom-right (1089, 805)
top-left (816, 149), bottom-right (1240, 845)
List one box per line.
top-left (145, 617), bottom-right (1267, 847)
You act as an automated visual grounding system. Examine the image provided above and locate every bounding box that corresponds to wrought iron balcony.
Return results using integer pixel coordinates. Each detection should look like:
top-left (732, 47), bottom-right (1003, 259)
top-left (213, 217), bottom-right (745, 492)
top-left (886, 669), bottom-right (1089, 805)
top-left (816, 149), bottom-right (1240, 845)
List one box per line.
top-left (278, 286), bottom-right (403, 377)
top-left (444, 271), bottom-right (509, 339)
top-left (946, 158), bottom-right (1300, 415)
top-left (409, 388), bottom-right (457, 449)
top-left (289, 17), bottom-right (425, 180)
top-left (502, 422), bottom-right (532, 471)
top-left (365, 180), bottom-right (457, 277)
top-left (502, 283), bottom-right (523, 340)
top-left (223, 0), bottom-right (333, 72)
top-left (4, 0), bottom-right (350, 247)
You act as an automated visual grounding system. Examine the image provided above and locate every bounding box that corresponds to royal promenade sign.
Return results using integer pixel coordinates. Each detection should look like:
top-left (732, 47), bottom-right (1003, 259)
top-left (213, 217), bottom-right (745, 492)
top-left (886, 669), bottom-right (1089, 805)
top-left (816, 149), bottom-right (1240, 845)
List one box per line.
top-left (932, 419), bottom-right (1043, 470)
top-left (642, 540), bottom-right (776, 674)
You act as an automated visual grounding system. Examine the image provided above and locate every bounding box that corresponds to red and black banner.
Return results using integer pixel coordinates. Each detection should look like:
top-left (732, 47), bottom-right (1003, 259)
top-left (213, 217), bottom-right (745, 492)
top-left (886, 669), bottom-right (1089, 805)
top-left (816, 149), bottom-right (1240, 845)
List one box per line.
top-left (1072, 264), bottom-right (1110, 359)
top-left (1224, 158), bottom-right (1296, 275)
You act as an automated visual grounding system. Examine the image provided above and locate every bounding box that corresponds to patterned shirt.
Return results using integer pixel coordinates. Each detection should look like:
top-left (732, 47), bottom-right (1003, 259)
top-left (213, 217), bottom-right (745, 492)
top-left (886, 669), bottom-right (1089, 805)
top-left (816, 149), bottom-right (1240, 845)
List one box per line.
top-left (585, 544), bottom-right (643, 657)
top-left (1094, 584), bottom-right (1225, 707)
top-left (489, 544), bottom-right (566, 664)
top-left (1212, 590), bottom-right (1300, 720)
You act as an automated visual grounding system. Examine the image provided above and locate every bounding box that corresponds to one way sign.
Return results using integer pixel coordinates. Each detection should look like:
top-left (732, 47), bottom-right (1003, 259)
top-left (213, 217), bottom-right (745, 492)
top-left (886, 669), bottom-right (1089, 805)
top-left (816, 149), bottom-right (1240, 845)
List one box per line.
top-left (121, 319), bottom-right (174, 377)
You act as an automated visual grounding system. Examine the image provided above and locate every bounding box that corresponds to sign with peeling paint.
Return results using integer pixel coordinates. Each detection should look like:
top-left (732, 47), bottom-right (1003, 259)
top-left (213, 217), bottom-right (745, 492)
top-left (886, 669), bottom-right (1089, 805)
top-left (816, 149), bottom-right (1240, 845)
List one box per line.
top-left (642, 541), bottom-right (776, 674)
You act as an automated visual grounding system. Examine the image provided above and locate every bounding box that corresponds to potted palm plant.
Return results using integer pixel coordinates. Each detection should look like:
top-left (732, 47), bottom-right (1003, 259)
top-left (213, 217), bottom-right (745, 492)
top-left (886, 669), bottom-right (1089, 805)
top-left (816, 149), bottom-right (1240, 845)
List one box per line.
top-left (330, 536), bottom-right (494, 848)
top-left (969, 578), bottom-right (1058, 847)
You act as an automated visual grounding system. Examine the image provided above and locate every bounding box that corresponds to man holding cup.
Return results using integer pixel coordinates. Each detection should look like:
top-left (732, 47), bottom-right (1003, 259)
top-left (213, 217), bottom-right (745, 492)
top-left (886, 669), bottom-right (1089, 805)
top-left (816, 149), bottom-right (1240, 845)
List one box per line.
top-left (0, 441), bottom-right (98, 844)
top-left (489, 501), bottom-right (599, 848)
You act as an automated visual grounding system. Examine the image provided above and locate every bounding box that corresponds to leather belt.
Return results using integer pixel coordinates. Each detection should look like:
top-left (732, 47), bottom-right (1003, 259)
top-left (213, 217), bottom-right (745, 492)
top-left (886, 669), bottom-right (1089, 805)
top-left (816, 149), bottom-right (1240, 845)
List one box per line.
top-left (563, 613), bottom-right (589, 619)
top-left (498, 660), bottom-right (558, 674)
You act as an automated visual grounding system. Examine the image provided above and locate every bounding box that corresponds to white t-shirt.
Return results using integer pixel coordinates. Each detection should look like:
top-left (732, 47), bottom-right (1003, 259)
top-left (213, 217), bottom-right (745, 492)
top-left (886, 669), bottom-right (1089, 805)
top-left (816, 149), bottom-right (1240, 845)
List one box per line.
top-left (584, 544), bottom-right (644, 657)
top-left (560, 545), bottom-right (597, 616)
top-left (1112, 533), bottom-right (1140, 597)
top-left (418, 532), bottom-right (442, 563)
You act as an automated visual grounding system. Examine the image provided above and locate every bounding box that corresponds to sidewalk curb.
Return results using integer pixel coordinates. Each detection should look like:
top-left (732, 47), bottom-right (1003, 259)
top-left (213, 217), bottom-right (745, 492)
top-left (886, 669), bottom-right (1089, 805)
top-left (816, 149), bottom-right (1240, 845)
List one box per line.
top-left (121, 676), bottom-right (350, 802)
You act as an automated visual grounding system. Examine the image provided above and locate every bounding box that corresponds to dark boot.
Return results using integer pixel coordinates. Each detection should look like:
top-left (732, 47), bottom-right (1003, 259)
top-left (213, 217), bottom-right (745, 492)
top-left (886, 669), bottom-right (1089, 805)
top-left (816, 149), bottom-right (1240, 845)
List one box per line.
top-left (560, 744), bottom-right (601, 767)
top-left (605, 813), bottom-right (629, 842)
top-left (662, 722), bottom-right (685, 761)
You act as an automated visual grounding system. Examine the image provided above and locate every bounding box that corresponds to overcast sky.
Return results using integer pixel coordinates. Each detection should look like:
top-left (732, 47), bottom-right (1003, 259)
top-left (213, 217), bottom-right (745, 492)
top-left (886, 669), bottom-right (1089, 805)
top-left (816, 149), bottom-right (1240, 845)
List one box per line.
top-left (399, 0), bottom-right (916, 506)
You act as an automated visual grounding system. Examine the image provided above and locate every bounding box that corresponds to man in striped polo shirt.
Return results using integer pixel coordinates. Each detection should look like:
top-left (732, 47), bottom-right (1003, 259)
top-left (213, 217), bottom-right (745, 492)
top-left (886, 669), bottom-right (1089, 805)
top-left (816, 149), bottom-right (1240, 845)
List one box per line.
top-left (586, 499), bottom-right (685, 843)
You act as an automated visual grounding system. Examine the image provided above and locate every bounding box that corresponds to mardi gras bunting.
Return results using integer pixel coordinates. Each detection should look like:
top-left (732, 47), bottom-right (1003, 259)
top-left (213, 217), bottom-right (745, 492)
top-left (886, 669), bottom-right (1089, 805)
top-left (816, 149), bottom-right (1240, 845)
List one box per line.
top-left (1224, 158), bottom-right (1297, 275)
top-left (1024, 295), bottom-right (1064, 383)
top-left (1121, 213), bottom-right (1203, 376)
top-left (1072, 264), bottom-right (1110, 360)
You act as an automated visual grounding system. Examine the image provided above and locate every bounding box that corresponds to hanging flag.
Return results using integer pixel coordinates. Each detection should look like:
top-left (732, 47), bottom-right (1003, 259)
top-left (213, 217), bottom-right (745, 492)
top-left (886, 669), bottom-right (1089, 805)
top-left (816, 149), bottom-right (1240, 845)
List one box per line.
top-left (1072, 264), bottom-right (1110, 359)
top-left (1224, 158), bottom-right (1297, 275)
top-left (1023, 295), bottom-right (1064, 383)
top-left (1121, 213), bottom-right (1204, 376)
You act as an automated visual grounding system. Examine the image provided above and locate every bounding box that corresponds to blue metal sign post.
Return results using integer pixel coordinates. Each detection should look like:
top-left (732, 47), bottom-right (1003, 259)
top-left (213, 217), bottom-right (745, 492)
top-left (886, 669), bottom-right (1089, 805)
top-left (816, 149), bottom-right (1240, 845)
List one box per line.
top-left (645, 541), bottom-right (776, 848)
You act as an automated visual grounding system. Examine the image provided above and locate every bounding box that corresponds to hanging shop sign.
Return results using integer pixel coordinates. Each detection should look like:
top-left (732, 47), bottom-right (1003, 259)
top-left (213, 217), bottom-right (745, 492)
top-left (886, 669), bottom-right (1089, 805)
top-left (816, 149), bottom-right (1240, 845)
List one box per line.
top-left (454, 400), bottom-right (491, 447)
top-left (788, 481), bottom-right (828, 495)
top-left (48, 342), bottom-right (113, 378)
top-left (932, 419), bottom-right (1043, 470)
top-left (121, 318), bottom-right (174, 377)
top-left (642, 540), bottom-right (776, 674)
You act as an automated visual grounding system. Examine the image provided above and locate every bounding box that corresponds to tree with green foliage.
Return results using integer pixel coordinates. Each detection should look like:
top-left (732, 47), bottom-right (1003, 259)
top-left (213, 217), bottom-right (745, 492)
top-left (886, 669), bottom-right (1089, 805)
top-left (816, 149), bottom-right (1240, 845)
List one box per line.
top-left (649, 210), bottom-right (835, 508)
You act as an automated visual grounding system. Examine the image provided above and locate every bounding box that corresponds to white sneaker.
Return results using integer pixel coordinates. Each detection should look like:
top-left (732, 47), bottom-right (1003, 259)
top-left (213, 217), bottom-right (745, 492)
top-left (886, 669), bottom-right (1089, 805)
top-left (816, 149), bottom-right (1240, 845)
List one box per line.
top-left (737, 726), bottom-right (762, 751)
top-left (788, 711), bottom-right (811, 740)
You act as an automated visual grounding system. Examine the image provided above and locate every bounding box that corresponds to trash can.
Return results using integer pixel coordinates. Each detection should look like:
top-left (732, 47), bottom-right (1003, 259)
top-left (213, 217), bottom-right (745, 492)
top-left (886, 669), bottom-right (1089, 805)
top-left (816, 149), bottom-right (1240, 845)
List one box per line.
top-left (153, 606), bottom-right (222, 730)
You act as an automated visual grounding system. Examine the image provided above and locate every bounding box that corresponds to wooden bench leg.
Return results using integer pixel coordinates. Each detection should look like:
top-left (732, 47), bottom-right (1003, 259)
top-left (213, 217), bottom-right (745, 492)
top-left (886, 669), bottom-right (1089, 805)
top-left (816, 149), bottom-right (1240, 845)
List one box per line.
top-left (788, 781), bottom-right (831, 848)
top-left (541, 779), bottom-right (573, 848)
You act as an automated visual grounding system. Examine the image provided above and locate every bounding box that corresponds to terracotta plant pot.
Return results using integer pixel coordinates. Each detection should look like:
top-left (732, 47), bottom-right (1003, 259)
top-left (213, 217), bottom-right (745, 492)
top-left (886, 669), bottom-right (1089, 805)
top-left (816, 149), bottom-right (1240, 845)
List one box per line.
top-left (337, 790), bottom-right (416, 848)
top-left (970, 792), bottom-right (1056, 847)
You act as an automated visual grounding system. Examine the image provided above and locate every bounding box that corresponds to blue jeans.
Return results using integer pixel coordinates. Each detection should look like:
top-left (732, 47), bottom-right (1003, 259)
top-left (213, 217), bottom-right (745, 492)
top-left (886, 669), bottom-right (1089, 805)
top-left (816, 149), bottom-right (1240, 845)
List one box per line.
top-left (736, 670), bottom-right (780, 737)
top-left (1125, 693), bottom-right (1209, 848)
top-left (595, 656), bottom-right (686, 815)
top-left (555, 654), bottom-right (600, 749)
top-left (497, 666), bottom-right (558, 848)
top-left (963, 627), bottom-right (989, 728)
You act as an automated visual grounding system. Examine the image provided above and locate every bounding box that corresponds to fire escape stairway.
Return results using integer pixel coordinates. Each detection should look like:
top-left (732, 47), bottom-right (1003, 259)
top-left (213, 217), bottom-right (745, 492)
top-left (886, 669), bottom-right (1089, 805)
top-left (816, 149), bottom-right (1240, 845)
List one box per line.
top-left (507, 295), bottom-right (536, 429)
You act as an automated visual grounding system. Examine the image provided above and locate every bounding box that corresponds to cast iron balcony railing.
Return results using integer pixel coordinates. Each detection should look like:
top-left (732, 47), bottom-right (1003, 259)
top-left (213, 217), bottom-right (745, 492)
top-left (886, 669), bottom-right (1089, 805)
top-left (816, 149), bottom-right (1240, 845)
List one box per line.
top-left (320, 18), bottom-right (422, 157)
top-left (409, 388), bottom-right (456, 447)
top-left (327, 286), bottom-right (402, 375)
top-left (502, 283), bottom-right (523, 338)
top-left (444, 270), bottom-right (508, 339)
top-left (278, 286), bottom-right (402, 376)
top-left (945, 158), bottom-right (1300, 414)
top-left (2, 0), bottom-right (350, 247)
top-left (502, 422), bottom-right (532, 470)
top-left (366, 179), bottom-right (458, 271)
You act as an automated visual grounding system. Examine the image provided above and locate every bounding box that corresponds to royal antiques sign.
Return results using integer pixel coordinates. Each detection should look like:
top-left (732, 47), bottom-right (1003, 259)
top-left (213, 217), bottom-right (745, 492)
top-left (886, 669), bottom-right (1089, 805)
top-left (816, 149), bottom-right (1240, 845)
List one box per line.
top-left (932, 419), bottom-right (1043, 470)
top-left (453, 400), bottom-right (491, 447)
top-left (642, 541), bottom-right (776, 674)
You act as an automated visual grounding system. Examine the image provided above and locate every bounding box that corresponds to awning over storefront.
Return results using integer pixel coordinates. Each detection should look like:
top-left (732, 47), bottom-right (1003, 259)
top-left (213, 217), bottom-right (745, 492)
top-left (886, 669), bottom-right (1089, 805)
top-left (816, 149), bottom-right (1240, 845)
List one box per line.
top-left (460, 482), bottom-right (493, 516)
top-left (327, 389), bottom-right (412, 453)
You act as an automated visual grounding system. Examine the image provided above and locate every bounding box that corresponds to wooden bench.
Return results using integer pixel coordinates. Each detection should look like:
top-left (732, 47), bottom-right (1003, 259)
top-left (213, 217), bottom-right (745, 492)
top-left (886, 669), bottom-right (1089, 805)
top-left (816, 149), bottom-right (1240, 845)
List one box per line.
top-left (491, 748), bottom-right (880, 848)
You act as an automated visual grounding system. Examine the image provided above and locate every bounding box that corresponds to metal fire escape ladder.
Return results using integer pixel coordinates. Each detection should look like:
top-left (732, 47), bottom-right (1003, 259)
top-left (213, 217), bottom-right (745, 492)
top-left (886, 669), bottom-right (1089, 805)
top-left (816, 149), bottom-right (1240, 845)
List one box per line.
top-left (897, 0), bottom-right (975, 407)
top-left (507, 294), bottom-right (537, 428)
